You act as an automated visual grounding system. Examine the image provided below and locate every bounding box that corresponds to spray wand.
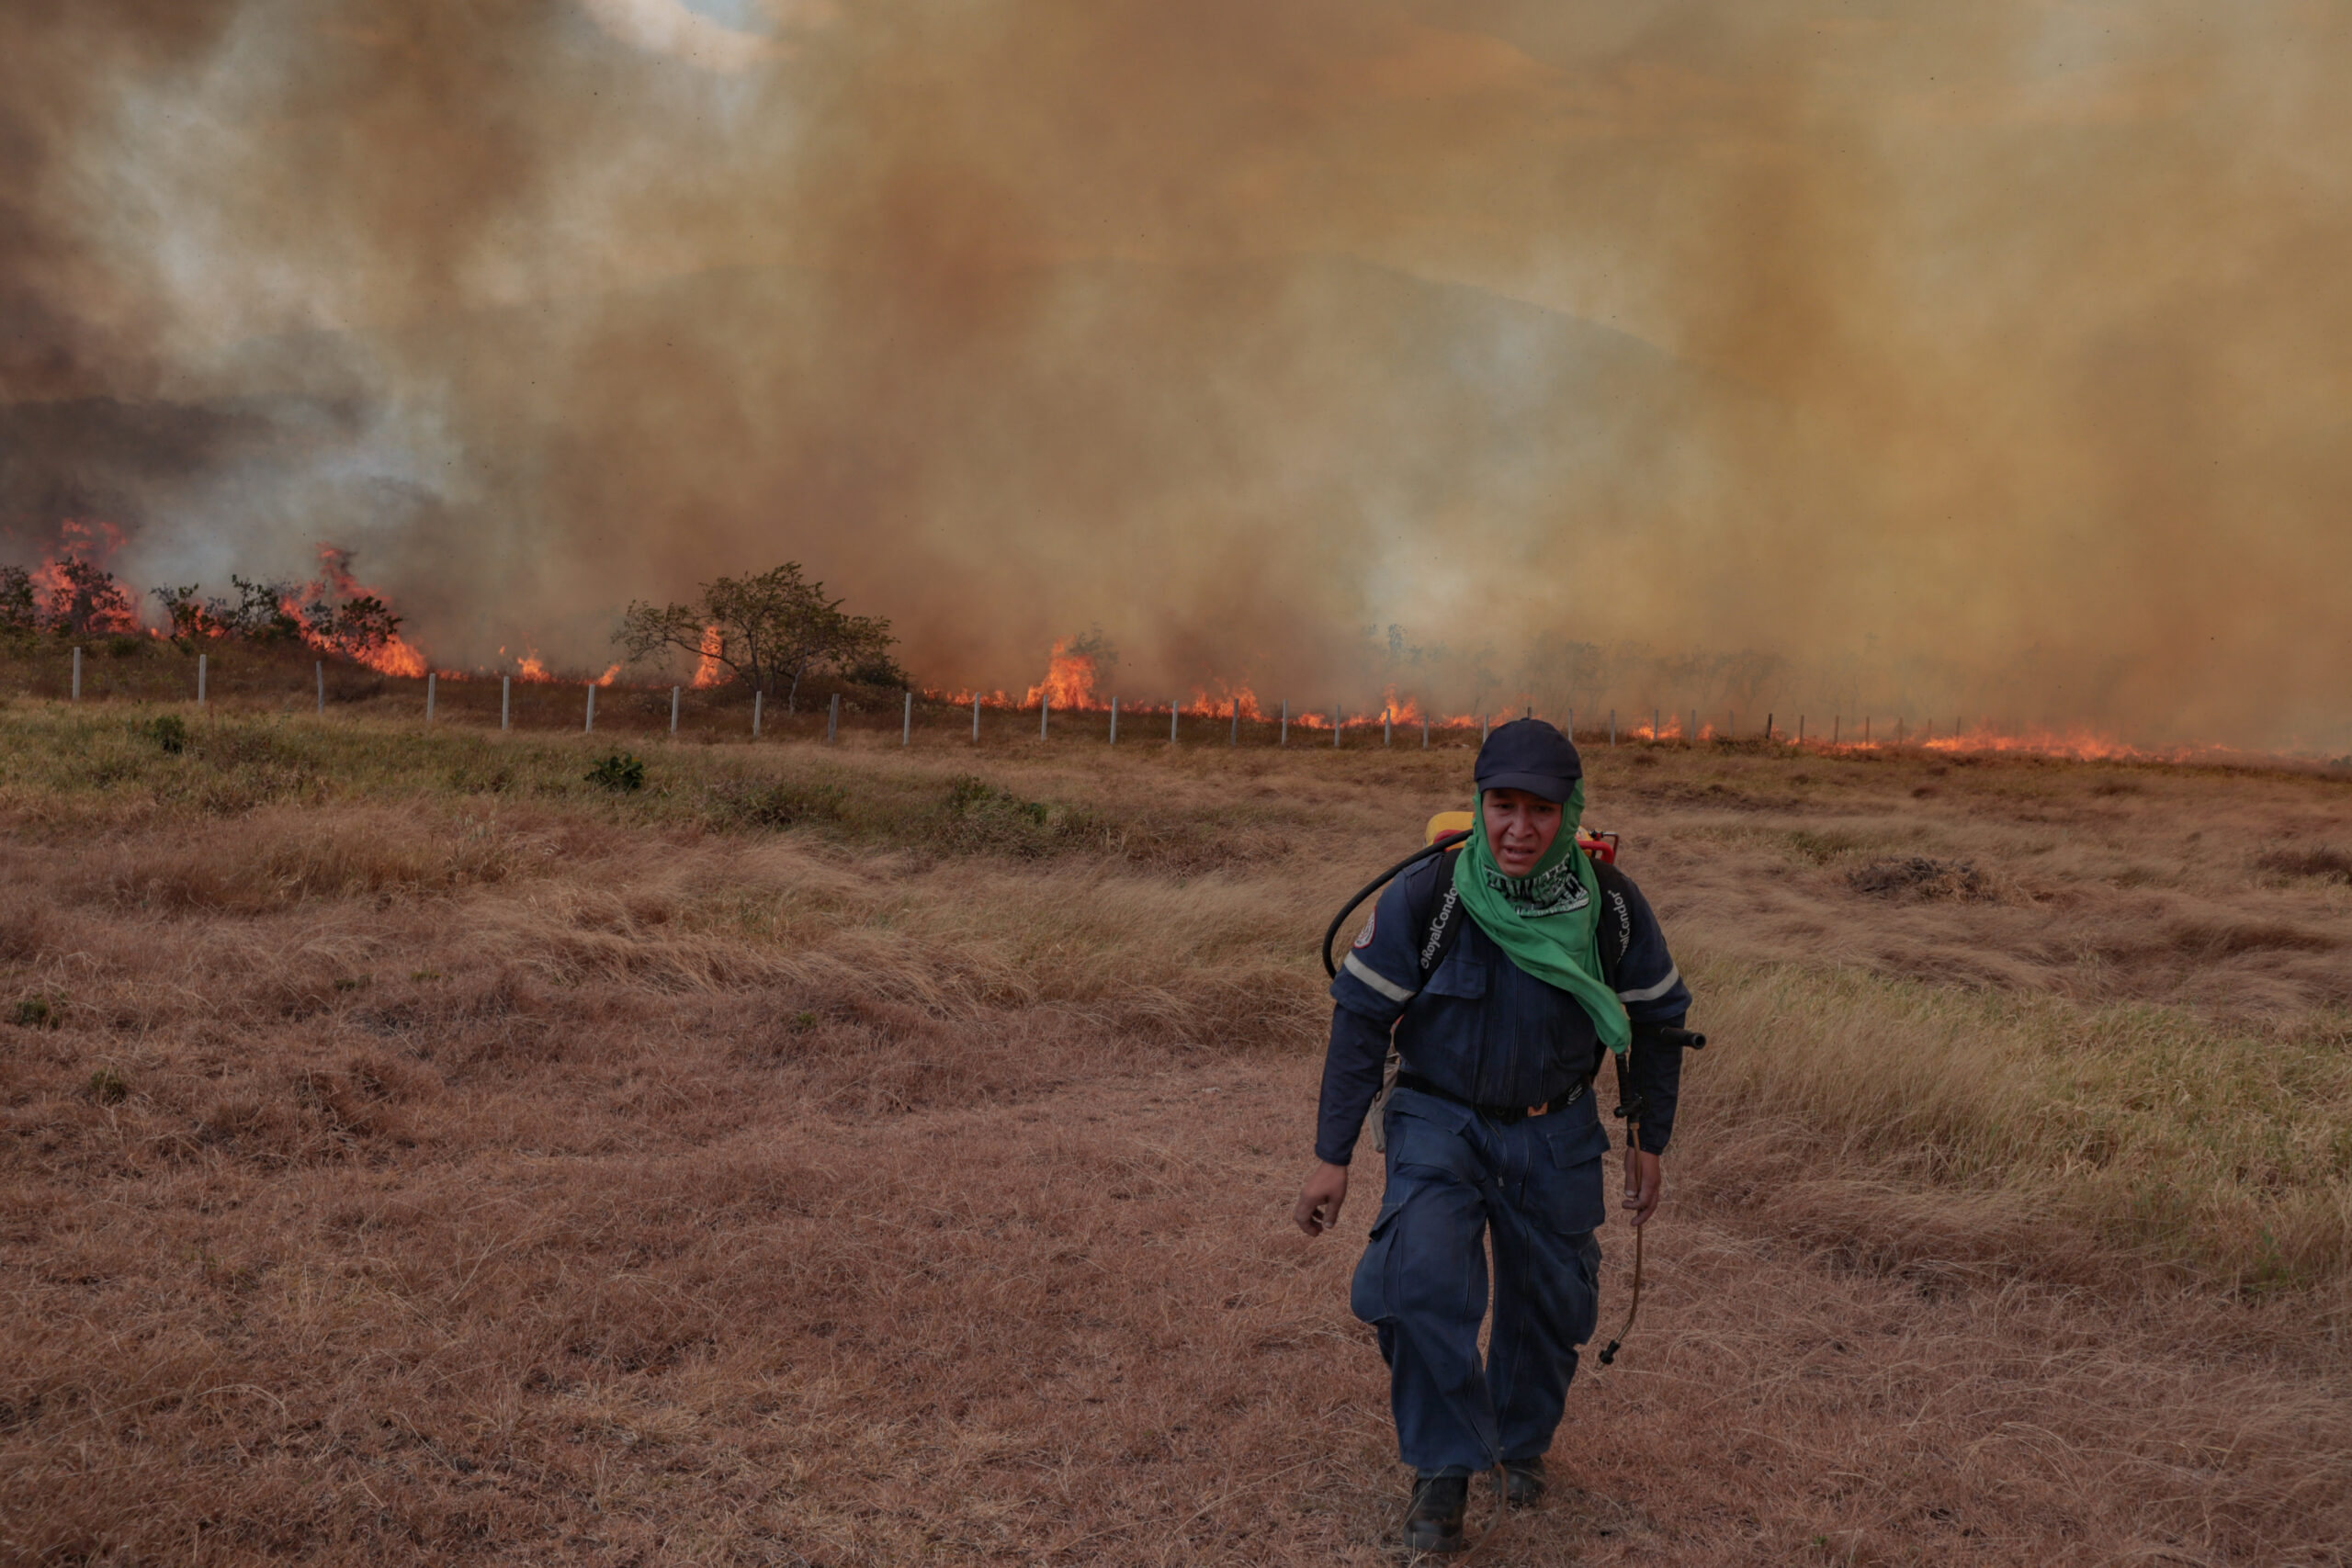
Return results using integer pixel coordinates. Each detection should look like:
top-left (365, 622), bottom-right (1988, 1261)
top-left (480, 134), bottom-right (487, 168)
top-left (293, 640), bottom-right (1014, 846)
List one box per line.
top-left (1598, 1025), bottom-right (1702, 1366)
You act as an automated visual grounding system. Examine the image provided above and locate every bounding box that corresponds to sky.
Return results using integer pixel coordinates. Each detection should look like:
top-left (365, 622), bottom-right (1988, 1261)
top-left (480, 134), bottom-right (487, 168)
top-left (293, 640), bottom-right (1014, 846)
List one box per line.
top-left (4, 0), bottom-right (2350, 744)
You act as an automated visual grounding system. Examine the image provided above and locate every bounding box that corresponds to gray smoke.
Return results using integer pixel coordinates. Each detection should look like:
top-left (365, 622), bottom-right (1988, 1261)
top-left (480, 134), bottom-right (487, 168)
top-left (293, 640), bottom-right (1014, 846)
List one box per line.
top-left (4, 1), bottom-right (2349, 747)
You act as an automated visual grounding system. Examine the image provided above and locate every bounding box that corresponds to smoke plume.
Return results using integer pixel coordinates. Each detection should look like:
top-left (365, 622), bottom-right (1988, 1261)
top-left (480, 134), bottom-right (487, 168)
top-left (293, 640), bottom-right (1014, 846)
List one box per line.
top-left (5, 0), bottom-right (2350, 747)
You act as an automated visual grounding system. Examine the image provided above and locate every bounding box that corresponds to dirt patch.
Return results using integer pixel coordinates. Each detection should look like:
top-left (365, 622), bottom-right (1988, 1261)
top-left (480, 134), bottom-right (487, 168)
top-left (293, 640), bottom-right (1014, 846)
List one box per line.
top-left (1846, 856), bottom-right (1995, 901)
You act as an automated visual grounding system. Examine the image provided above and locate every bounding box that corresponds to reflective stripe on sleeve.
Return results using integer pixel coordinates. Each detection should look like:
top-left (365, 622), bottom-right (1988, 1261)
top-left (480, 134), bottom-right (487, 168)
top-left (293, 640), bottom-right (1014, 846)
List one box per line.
top-left (1342, 951), bottom-right (1419, 1005)
top-left (1616, 964), bottom-right (1682, 1003)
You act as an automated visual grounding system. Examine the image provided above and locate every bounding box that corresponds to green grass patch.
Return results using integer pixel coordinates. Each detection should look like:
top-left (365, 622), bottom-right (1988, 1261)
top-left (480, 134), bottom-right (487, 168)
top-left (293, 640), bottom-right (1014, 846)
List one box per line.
top-left (1692, 952), bottom-right (2352, 1288)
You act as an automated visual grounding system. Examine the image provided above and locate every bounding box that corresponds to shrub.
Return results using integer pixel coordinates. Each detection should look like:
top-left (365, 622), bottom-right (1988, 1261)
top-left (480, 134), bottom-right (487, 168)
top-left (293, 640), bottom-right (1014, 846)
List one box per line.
top-left (703, 776), bottom-right (845, 829)
top-left (143, 714), bottom-right (189, 754)
top-left (942, 773), bottom-right (1080, 857)
top-left (11, 995), bottom-right (61, 1029)
top-left (87, 1067), bottom-right (128, 1105)
top-left (585, 752), bottom-right (646, 793)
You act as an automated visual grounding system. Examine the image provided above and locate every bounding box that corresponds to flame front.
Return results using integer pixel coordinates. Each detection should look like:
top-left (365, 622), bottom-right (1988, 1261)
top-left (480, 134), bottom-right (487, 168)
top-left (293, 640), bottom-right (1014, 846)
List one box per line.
top-left (287, 546), bottom-right (429, 676)
top-left (1023, 638), bottom-right (1101, 710)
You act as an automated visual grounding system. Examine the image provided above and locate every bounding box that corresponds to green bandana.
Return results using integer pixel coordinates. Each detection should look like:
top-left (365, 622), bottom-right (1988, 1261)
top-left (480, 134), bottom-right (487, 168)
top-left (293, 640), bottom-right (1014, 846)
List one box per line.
top-left (1451, 782), bottom-right (1632, 1054)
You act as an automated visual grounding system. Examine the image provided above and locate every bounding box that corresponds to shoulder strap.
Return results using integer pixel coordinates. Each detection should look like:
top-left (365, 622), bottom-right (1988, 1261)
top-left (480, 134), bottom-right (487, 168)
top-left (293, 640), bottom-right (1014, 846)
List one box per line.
top-left (1590, 859), bottom-right (1636, 993)
top-left (1409, 852), bottom-right (1467, 979)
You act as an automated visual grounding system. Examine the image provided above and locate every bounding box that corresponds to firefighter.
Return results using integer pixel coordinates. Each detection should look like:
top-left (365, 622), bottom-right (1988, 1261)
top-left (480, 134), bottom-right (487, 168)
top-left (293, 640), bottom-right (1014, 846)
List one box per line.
top-left (1293, 718), bottom-right (1691, 1553)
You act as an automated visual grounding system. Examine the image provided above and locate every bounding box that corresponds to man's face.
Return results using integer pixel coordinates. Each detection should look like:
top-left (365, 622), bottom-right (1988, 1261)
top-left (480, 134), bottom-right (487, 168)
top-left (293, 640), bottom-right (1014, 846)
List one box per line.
top-left (1482, 787), bottom-right (1563, 877)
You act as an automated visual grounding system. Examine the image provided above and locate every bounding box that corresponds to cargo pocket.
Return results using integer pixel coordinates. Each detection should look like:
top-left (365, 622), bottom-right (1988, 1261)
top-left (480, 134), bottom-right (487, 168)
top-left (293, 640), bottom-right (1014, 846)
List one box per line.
top-left (1532, 1121), bottom-right (1609, 1235)
top-left (1350, 1199), bottom-right (1405, 1325)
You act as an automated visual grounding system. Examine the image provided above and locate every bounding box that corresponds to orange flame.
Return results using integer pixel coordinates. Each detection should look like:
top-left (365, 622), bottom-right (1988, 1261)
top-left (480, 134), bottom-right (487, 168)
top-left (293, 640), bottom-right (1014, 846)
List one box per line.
top-left (1023, 638), bottom-right (1102, 710)
top-left (289, 545), bottom-right (429, 676)
top-left (1916, 725), bottom-right (2203, 762)
top-left (1181, 683), bottom-right (1269, 719)
top-left (28, 520), bottom-right (140, 634)
top-left (690, 624), bottom-right (726, 688)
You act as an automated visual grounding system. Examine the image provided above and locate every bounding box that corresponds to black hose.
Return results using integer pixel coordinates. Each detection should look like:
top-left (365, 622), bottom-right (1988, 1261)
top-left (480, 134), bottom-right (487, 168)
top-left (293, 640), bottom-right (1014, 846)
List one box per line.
top-left (1320, 829), bottom-right (1470, 977)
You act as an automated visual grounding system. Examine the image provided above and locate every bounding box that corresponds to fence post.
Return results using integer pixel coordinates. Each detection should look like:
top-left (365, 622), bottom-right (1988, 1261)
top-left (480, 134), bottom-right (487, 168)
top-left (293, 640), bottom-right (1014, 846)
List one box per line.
top-left (1653, 707), bottom-right (1660, 742)
top-left (1111, 695), bottom-right (1119, 745)
top-left (1280, 699), bottom-right (1288, 746)
top-left (424, 669), bottom-right (434, 721)
top-left (1040, 694), bottom-right (1050, 741)
top-left (903, 689), bottom-right (912, 746)
top-left (72, 646), bottom-right (81, 702)
top-left (1832, 715), bottom-right (1838, 744)
top-left (1170, 701), bottom-right (1178, 744)
top-left (1333, 707), bottom-right (1341, 748)
top-left (1482, 713), bottom-right (1489, 741)
top-left (1767, 711), bottom-right (1774, 741)
top-left (1385, 711), bottom-right (1391, 747)
top-left (198, 653), bottom-right (208, 707)
top-left (1797, 715), bottom-right (1804, 743)
top-left (671, 685), bottom-right (681, 736)
top-left (753, 690), bottom-right (763, 738)
top-left (584, 682), bottom-right (595, 733)
top-left (502, 676), bottom-right (511, 731)
top-left (315, 660), bottom-right (325, 715)
top-left (1421, 714), bottom-right (1429, 750)
top-left (972, 693), bottom-right (980, 743)
top-left (1229, 700), bottom-right (1238, 747)
top-left (828, 693), bottom-right (840, 743)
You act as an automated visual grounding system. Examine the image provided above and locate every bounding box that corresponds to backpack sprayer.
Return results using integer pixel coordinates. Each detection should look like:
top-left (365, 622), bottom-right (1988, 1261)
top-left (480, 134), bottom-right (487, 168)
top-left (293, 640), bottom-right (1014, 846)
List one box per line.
top-left (1322, 810), bottom-right (1703, 1371)
top-left (1318, 812), bottom-right (1618, 979)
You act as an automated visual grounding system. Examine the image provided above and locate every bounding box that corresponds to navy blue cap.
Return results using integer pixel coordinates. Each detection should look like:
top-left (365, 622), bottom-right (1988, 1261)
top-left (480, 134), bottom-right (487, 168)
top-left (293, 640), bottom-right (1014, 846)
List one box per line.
top-left (1475, 718), bottom-right (1582, 803)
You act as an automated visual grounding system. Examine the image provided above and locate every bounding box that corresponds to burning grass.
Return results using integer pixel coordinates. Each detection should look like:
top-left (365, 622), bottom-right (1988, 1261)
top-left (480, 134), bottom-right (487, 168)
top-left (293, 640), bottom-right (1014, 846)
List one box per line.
top-left (4, 704), bottom-right (2351, 1562)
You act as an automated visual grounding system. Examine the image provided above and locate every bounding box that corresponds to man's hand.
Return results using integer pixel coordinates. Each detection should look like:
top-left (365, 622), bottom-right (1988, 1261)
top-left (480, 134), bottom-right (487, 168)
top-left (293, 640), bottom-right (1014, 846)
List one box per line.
top-left (1294, 1161), bottom-right (1351, 1236)
top-left (1622, 1146), bottom-right (1662, 1227)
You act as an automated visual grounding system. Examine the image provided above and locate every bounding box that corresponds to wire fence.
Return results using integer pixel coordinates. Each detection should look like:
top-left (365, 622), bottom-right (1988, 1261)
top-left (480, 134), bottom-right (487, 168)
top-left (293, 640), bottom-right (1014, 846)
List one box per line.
top-left (6, 642), bottom-right (2044, 757)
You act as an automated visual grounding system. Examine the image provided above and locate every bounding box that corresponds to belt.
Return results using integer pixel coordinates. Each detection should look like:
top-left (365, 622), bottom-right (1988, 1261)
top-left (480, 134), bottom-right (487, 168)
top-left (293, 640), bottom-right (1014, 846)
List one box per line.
top-left (1392, 1071), bottom-right (1586, 1126)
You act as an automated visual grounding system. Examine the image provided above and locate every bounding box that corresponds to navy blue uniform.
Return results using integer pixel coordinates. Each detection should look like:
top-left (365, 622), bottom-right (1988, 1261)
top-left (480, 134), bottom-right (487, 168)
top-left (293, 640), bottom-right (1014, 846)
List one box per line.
top-left (1318, 850), bottom-right (1690, 1476)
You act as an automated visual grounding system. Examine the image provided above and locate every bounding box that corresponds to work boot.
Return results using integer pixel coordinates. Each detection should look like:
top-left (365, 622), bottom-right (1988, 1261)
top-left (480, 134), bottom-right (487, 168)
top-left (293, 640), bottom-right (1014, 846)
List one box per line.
top-left (1501, 1457), bottom-right (1546, 1508)
top-left (1404, 1473), bottom-right (1470, 1553)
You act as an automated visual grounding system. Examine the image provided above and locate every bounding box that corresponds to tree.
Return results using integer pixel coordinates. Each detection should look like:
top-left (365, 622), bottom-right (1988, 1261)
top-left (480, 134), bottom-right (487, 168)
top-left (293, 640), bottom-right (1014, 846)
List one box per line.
top-left (616, 562), bottom-right (897, 709)
top-left (0, 566), bottom-right (34, 640)
top-left (303, 593), bottom-right (404, 661)
top-left (150, 584), bottom-right (216, 648)
top-left (40, 557), bottom-right (138, 638)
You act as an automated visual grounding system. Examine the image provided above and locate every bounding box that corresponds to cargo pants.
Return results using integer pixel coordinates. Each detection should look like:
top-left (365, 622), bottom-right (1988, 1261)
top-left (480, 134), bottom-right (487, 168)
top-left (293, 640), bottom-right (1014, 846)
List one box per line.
top-left (1350, 1084), bottom-right (1606, 1475)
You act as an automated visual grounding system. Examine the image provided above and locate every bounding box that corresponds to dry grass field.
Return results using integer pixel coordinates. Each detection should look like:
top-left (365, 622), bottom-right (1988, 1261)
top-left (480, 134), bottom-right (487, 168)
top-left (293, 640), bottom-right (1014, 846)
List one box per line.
top-left (5, 688), bottom-right (2352, 1564)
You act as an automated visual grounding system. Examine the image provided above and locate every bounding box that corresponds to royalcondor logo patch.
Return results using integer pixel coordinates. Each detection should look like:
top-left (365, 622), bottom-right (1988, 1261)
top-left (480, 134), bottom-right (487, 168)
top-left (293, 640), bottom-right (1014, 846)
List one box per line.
top-left (1351, 908), bottom-right (1377, 949)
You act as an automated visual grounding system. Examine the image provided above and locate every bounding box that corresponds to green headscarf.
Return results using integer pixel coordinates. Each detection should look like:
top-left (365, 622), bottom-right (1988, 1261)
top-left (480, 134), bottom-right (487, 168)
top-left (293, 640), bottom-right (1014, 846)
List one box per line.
top-left (1451, 781), bottom-right (1632, 1055)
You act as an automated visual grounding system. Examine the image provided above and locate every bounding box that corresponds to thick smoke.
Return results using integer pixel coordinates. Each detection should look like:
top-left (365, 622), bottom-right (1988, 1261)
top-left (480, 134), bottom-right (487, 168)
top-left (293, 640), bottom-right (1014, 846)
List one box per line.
top-left (5, 0), bottom-right (2350, 747)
